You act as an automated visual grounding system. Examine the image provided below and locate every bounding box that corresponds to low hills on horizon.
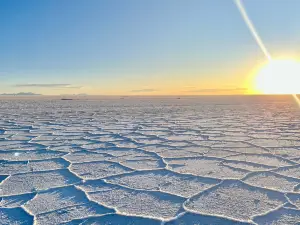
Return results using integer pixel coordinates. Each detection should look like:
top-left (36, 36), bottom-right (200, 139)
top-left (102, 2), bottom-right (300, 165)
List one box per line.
top-left (0, 92), bottom-right (42, 96)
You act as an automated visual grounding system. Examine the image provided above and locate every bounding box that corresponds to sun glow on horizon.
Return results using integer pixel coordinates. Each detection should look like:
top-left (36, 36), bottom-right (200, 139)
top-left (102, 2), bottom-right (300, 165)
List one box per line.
top-left (254, 59), bottom-right (300, 94)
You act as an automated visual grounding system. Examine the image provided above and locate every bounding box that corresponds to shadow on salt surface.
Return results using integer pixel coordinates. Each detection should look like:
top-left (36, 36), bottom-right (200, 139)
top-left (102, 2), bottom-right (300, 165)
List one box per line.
top-left (273, 164), bottom-right (300, 179)
top-left (283, 202), bottom-right (298, 209)
top-left (294, 184), bottom-right (300, 192)
top-left (60, 214), bottom-right (161, 225)
top-left (269, 147), bottom-right (300, 159)
top-left (0, 193), bottom-right (35, 208)
top-left (9, 134), bottom-right (36, 141)
top-left (23, 186), bottom-right (97, 214)
top-left (166, 212), bottom-right (254, 225)
top-left (0, 140), bottom-right (25, 148)
top-left (286, 193), bottom-right (300, 208)
top-left (35, 202), bottom-right (113, 225)
top-left (0, 207), bottom-right (34, 225)
top-left (0, 175), bottom-right (8, 183)
top-left (184, 180), bottom-right (287, 222)
top-left (253, 207), bottom-right (300, 225)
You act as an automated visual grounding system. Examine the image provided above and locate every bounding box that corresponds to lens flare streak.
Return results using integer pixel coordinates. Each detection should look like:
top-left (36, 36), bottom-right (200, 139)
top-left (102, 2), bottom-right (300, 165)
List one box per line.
top-left (234, 0), bottom-right (271, 61)
top-left (234, 0), bottom-right (300, 106)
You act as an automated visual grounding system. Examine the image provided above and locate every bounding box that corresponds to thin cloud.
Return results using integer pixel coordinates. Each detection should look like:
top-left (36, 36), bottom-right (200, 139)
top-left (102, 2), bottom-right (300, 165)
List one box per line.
top-left (131, 88), bottom-right (158, 93)
top-left (15, 84), bottom-right (83, 89)
top-left (59, 86), bottom-right (84, 89)
top-left (186, 88), bottom-right (248, 93)
top-left (15, 84), bottom-right (70, 87)
top-left (0, 92), bottom-right (42, 96)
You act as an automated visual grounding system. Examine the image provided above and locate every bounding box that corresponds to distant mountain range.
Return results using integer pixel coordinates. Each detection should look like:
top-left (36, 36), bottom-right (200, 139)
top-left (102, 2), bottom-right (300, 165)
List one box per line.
top-left (0, 92), bottom-right (42, 96)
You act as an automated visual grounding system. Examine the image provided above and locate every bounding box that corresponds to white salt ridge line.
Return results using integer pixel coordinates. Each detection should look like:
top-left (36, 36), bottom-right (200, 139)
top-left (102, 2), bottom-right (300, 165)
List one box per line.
top-left (241, 171), bottom-right (300, 192)
top-left (165, 211), bottom-right (256, 225)
top-left (251, 205), bottom-right (300, 223)
top-left (74, 185), bottom-right (169, 223)
top-left (284, 193), bottom-right (299, 209)
top-left (249, 203), bottom-right (286, 220)
top-left (31, 202), bottom-right (112, 218)
top-left (165, 165), bottom-right (250, 180)
top-left (82, 177), bottom-right (190, 200)
top-left (224, 153), bottom-right (298, 166)
top-left (100, 172), bottom-right (297, 222)
top-left (182, 206), bottom-right (257, 224)
top-left (102, 178), bottom-right (205, 199)
top-left (25, 197), bottom-right (117, 225)
top-left (220, 161), bottom-right (276, 173)
top-left (58, 213), bottom-right (127, 225)
top-left (183, 179), bottom-right (288, 224)
top-left (69, 166), bottom-right (135, 181)
top-left (242, 141), bottom-right (274, 152)
top-left (0, 175), bottom-right (10, 186)
top-left (160, 211), bottom-right (188, 225)
top-left (0, 170), bottom-right (82, 197)
top-left (77, 179), bottom-right (188, 221)
top-left (1, 105), bottom-right (300, 221)
top-left (104, 167), bottom-right (222, 182)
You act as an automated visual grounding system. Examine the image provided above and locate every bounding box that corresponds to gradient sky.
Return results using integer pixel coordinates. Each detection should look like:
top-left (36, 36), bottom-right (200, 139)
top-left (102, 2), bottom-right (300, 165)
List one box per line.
top-left (1, 0), bottom-right (300, 95)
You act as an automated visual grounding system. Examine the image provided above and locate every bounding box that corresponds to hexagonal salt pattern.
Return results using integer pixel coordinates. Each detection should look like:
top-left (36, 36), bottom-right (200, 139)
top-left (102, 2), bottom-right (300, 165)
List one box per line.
top-left (1, 96), bottom-right (300, 224)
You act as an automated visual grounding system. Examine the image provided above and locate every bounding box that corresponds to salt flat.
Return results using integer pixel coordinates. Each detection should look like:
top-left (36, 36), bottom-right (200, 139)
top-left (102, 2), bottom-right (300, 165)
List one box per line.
top-left (0, 96), bottom-right (300, 224)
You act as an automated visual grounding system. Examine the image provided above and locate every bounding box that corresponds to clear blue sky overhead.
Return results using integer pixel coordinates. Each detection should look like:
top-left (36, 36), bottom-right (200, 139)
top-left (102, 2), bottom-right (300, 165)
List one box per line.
top-left (1, 0), bottom-right (300, 95)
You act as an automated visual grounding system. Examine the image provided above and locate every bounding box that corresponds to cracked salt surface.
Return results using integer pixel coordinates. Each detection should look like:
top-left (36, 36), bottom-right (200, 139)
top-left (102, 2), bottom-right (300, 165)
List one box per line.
top-left (1, 96), bottom-right (300, 224)
top-left (253, 207), bottom-right (300, 225)
top-left (185, 180), bottom-right (286, 221)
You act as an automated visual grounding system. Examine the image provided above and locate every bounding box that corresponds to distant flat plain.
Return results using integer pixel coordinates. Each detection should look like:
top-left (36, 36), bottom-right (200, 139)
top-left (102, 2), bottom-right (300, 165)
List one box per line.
top-left (1, 95), bottom-right (300, 225)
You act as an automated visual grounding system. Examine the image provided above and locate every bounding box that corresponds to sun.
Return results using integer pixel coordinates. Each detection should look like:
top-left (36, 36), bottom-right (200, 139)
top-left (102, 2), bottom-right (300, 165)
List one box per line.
top-left (254, 59), bottom-right (300, 94)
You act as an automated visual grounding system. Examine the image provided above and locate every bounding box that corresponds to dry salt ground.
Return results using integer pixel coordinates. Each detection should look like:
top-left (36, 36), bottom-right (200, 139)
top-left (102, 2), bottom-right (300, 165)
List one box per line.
top-left (1, 96), bottom-right (300, 225)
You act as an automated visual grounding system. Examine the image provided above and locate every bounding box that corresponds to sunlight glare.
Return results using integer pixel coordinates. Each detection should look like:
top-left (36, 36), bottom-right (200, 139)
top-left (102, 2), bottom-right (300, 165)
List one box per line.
top-left (255, 59), bottom-right (300, 94)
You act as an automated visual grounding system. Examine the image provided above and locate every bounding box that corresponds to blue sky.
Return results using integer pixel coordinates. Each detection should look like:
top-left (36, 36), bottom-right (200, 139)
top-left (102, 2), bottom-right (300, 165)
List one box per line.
top-left (1, 0), bottom-right (300, 95)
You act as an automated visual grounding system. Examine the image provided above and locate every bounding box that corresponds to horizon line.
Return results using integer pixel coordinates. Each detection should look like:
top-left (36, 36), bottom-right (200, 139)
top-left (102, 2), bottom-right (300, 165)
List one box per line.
top-left (1, 94), bottom-right (300, 97)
